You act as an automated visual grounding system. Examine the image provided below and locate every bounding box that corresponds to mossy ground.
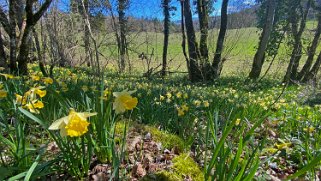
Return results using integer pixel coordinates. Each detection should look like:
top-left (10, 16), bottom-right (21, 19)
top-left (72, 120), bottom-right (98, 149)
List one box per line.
top-left (115, 121), bottom-right (185, 152)
top-left (141, 153), bottom-right (204, 181)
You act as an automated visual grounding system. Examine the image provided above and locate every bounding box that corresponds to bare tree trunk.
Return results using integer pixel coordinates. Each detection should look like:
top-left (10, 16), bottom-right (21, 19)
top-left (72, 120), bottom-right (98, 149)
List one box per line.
top-left (80, 0), bottom-right (100, 75)
top-left (17, 0), bottom-right (53, 75)
top-left (13, 0), bottom-right (24, 29)
top-left (284, 0), bottom-right (312, 82)
top-left (298, 12), bottom-right (321, 81)
top-left (249, 0), bottom-right (276, 79)
top-left (79, 0), bottom-right (91, 67)
top-left (183, 0), bottom-right (201, 82)
top-left (303, 49), bottom-right (321, 82)
top-left (9, 0), bottom-right (17, 72)
top-left (0, 29), bottom-right (7, 69)
top-left (17, 25), bottom-right (32, 75)
top-left (180, 0), bottom-right (189, 73)
top-left (197, 0), bottom-right (209, 65)
top-left (33, 28), bottom-right (48, 77)
top-left (118, 0), bottom-right (128, 73)
top-left (212, 0), bottom-right (229, 79)
top-left (104, 1), bottom-right (122, 71)
top-left (161, 0), bottom-right (170, 77)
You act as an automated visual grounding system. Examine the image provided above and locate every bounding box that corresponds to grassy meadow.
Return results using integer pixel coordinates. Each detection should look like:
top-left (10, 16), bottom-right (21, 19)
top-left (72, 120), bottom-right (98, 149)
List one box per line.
top-left (1, 22), bottom-right (321, 180)
top-left (96, 21), bottom-right (320, 77)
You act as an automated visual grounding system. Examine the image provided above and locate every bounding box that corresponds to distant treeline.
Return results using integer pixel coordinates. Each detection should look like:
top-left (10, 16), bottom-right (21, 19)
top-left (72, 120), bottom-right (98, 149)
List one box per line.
top-left (87, 5), bottom-right (258, 33)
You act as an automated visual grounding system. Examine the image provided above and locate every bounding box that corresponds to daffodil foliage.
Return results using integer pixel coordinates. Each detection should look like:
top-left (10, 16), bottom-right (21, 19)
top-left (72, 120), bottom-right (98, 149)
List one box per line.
top-left (0, 65), bottom-right (321, 180)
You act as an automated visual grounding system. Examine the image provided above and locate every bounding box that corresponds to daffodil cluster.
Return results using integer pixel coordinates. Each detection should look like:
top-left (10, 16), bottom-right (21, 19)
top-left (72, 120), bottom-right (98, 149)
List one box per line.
top-left (15, 87), bottom-right (47, 114)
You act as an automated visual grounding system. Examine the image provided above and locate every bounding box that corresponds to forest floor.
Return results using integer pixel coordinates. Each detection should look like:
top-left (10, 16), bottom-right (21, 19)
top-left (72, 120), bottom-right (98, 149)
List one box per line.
top-left (1, 64), bottom-right (321, 180)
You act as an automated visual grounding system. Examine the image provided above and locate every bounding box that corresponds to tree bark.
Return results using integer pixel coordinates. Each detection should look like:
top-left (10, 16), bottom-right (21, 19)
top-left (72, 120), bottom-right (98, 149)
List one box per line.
top-left (13, 0), bottom-right (24, 29)
top-left (118, 0), bottom-right (128, 73)
top-left (161, 0), bottom-right (170, 77)
top-left (284, 0), bottom-right (312, 82)
top-left (79, 0), bottom-right (91, 67)
top-left (212, 0), bottom-right (229, 79)
top-left (249, 0), bottom-right (276, 79)
top-left (17, 25), bottom-right (32, 75)
top-left (9, 0), bottom-right (17, 72)
top-left (180, 0), bottom-right (189, 72)
top-left (197, 0), bottom-right (209, 62)
top-left (0, 7), bottom-right (10, 34)
top-left (302, 49), bottom-right (321, 82)
top-left (79, 0), bottom-right (100, 75)
top-left (197, 0), bottom-right (210, 79)
top-left (16, 0), bottom-right (52, 75)
top-left (33, 28), bottom-right (48, 77)
top-left (298, 11), bottom-right (321, 81)
top-left (0, 29), bottom-right (7, 69)
top-left (183, 0), bottom-right (201, 82)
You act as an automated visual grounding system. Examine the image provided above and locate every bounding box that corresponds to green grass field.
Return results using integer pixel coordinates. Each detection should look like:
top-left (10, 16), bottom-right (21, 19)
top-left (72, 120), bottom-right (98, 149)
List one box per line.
top-left (94, 21), bottom-right (319, 78)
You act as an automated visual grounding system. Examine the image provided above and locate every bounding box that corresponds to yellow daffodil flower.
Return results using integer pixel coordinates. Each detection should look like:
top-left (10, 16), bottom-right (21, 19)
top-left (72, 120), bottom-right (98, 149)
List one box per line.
top-left (15, 94), bottom-right (26, 105)
top-left (0, 73), bottom-right (14, 79)
top-left (303, 127), bottom-right (315, 133)
top-left (43, 77), bottom-right (53, 84)
top-left (0, 89), bottom-right (7, 98)
top-left (113, 90), bottom-right (138, 114)
top-left (176, 92), bottom-right (182, 98)
top-left (275, 142), bottom-right (292, 150)
top-left (25, 87), bottom-right (47, 99)
top-left (31, 75), bottom-right (40, 81)
top-left (262, 147), bottom-right (278, 154)
top-left (166, 92), bottom-right (172, 99)
top-left (177, 107), bottom-right (185, 116)
top-left (25, 100), bottom-right (44, 114)
top-left (35, 89), bottom-right (47, 98)
top-left (194, 100), bottom-right (201, 107)
top-left (203, 100), bottom-right (210, 107)
top-left (48, 109), bottom-right (97, 137)
top-left (181, 104), bottom-right (189, 112)
top-left (235, 118), bottom-right (241, 126)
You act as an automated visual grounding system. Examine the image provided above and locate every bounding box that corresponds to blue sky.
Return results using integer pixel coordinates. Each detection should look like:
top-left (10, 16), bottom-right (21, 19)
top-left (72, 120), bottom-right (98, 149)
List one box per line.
top-left (56, 0), bottom-right (255, 21)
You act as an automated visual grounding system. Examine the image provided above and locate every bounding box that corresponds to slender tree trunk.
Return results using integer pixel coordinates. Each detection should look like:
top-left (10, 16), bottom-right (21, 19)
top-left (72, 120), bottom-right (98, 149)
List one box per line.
top-left (13, 0), bottom-right (24, 29)
top-left (197, 0), bottom-right (210, 78)
top-left (197, 0), bottom-right (209, 61)
top-left (298, 13), bottom-right (321, 81)
top-left (9, 0), bottom-right (17, 72)
top-left (249, 0), bottom-right (276, 79)
top-left (82, 0), bottom-right (91, 67)
top-left (284, 0), bottom-right (312, 82)
top-left (80, 0), bottom-right (100, 75)
top-left (17, 25), bottom-right (32, 75)
top-left (180, 0), bottom-right (189, 73)
top-left (0, 29), bottom-right (7, 69)
top-left (161, 0), bottom-right (170, 77)
top-left (183, 0), bottom-right (201, 82)
top-left (33, 28), bottom-right (48, 77)
top-left (212, 0), bottom-right (229, 79)
top-left (118, 0), bottom-right (128, 73)
top-left (107, 4), bottom-right (122, 72)
top-left (303, 49), bottom-right (321, 82)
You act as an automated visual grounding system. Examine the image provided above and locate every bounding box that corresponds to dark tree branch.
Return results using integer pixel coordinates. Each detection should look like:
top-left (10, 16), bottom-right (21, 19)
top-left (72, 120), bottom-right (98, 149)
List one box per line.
top-left (26, 0), bottom-right (53, 26)
top-left (0, 7), bottom-right (10, 34)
